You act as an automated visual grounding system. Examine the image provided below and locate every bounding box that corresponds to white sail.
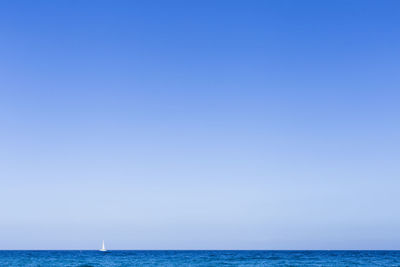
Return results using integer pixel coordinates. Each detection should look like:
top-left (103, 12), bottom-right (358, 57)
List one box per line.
top-left (99, 240), bottom-right (107, 251)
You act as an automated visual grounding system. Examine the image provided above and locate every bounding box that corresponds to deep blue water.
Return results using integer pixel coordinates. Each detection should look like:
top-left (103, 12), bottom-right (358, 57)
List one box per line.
top-left (0, 250), bottom-right (400, 266)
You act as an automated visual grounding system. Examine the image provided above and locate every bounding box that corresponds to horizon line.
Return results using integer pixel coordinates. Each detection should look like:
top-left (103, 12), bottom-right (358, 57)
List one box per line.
top-left (0, 249), bottom-right (399, 251)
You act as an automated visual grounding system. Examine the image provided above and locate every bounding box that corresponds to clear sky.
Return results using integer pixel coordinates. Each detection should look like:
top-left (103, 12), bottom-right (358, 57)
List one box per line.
top-left (1, 0), bottom-right (400, 250)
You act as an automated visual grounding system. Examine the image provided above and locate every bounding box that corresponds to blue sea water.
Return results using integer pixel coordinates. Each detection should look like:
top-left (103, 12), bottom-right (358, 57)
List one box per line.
top-left (0, 250), bottom-right (400, 266)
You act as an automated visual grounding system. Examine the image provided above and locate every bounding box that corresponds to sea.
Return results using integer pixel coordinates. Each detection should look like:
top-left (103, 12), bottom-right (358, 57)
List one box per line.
top-left (0, 250), bottom-right (399, 266)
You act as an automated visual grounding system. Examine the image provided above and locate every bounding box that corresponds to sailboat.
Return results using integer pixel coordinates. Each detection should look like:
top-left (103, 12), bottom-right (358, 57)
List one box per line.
top-left (99, 240), bottom-right (107, 252)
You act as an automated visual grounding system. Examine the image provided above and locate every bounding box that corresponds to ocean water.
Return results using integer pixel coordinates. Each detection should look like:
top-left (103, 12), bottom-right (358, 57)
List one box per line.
top-left (0, 250), bottom-right (400, 266)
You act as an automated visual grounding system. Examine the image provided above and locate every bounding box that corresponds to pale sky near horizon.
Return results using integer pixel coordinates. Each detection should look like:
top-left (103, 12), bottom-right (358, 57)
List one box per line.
top-left (1, 0), bottom-right (400, 249)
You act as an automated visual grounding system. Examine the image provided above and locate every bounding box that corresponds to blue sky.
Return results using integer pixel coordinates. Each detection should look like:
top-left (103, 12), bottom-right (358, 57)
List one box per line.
top-left (1, 0), bottom-right (400, 249)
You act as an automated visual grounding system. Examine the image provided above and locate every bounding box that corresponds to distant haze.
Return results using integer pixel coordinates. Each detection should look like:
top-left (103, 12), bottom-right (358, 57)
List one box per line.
top-left (1, 0), bottom-right (400, 250)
